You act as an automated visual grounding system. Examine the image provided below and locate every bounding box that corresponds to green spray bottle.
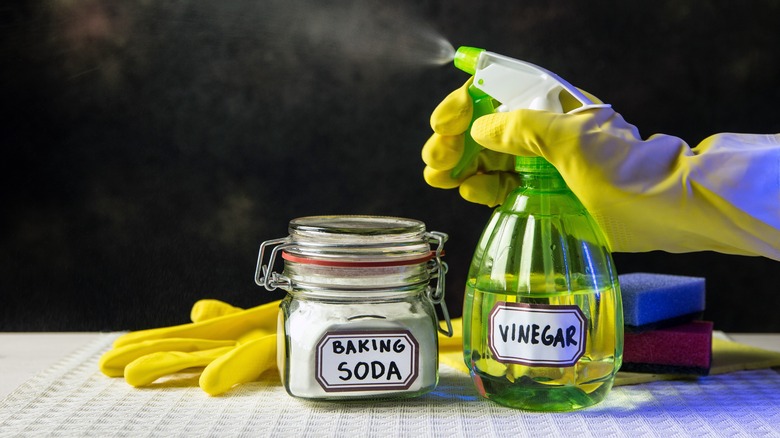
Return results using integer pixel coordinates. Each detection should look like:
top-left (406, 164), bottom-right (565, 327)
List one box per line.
top-left (452, 47), bottom-right (623, 411)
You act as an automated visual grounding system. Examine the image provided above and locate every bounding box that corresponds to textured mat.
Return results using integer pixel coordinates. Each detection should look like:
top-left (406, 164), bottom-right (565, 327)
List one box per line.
top-left (1, 333), bottom-right (779, 437)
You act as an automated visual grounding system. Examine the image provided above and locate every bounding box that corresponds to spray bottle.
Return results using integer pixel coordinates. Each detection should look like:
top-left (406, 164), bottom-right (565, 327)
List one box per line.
top-left (452, 47), bottom-right (624, 411)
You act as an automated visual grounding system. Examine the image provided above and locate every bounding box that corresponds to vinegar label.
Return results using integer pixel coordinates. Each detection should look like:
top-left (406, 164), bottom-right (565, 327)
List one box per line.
top-left (315, 330), bottom-right (419, 392)
top-left (488, 302), bottom-right (587, 367)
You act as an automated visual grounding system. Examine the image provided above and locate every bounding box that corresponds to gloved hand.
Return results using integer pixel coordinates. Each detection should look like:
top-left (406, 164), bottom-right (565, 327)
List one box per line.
top-left (422, 80), bottom-right (780, 260)
top-left (99, 299), bottom-right (280, 395)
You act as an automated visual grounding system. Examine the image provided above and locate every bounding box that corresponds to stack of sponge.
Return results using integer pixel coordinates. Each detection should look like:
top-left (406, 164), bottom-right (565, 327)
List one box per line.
top-left (619, 273), bottom-right (712, 376)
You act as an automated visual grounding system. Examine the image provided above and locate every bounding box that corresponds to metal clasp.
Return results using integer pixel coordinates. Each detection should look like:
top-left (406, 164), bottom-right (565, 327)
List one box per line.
top-left (425, 231), bottom-right (453, 337)
top-left (254, 237), bottom-right (293, 291)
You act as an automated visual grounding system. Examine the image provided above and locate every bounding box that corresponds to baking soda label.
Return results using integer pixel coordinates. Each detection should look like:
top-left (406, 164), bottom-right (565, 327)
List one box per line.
top-left (488, 302), bottom-right (587, 367)
top-left (315, 330), bottom-right (419, 392)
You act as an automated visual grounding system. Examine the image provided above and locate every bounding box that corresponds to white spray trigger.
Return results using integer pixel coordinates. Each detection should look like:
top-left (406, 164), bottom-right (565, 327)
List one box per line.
top-left (473, 51), bottom-right (609, 114)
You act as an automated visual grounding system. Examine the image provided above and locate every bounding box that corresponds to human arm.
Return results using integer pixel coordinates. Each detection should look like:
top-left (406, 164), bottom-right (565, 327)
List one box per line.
top-left (422, 81), bottom-right (780, 260)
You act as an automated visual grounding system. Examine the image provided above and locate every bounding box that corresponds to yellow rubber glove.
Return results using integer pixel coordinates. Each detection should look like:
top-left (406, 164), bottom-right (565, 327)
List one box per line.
top-left (423, 81), bottom-right (780, 260)
top-left (99, 299), bottom-right (281, 395)
top-left (437, 317), bottom-right (468, 374)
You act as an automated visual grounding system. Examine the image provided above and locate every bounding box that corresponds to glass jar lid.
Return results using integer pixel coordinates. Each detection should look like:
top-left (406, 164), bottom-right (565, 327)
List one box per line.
top-left (255, 215), bottom-right (453, 336)
top-left (283, 216), bottom-right (433, 266)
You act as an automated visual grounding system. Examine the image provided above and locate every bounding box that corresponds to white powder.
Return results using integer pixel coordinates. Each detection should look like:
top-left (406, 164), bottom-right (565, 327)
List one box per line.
top-left (279, 299), bottom-right (438, 399)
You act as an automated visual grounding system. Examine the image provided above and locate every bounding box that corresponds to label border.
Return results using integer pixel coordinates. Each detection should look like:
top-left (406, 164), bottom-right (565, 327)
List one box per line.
top-left (487, 302), bottom-right (587, 367)
top-left (314, 329), bottom-right (420, 392)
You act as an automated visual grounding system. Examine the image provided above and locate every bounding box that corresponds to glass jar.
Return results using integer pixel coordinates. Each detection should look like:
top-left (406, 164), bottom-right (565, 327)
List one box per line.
top-left (255, 215), bottom-right (450, 400)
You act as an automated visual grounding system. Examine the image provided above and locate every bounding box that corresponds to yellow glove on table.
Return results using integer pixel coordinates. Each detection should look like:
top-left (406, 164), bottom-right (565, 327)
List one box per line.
top-left (423, 80), bottom-right (780, 260)
top-left (99, 299), bottom-right (280, 396)
top-left (437, 317), bottom-right (468, 374)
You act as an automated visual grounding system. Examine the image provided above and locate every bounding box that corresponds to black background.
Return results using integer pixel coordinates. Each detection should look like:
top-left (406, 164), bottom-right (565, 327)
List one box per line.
top-left (3, 0), bottom-right (779, 331)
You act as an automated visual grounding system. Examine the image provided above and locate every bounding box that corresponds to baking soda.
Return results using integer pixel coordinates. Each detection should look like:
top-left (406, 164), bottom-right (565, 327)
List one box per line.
top-left (280, 297), bottom-right (438, 399)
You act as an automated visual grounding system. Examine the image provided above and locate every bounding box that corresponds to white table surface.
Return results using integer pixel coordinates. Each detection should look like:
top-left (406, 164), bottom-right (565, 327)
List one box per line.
top-left (0, 332), bottom-right (101, 400)
top-left (1, 332), bottom-right (779, 437)
top-left (1, 332), bottom-right (778, 400)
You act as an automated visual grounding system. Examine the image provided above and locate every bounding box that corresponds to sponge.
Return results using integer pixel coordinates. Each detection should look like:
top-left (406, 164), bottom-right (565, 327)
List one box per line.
top-left (619, 273), bottom-right (706, 332)
top-left (622, 320), bottom-right (713, 375)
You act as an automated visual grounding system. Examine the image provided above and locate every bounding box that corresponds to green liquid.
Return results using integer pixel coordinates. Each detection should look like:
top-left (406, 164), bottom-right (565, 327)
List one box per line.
top-left (465, 279), bottom-right (622, 411)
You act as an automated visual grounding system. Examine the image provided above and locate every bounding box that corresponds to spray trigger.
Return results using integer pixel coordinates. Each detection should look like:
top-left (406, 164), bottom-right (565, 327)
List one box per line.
top-left (449, 46), bottom-right (610, 178)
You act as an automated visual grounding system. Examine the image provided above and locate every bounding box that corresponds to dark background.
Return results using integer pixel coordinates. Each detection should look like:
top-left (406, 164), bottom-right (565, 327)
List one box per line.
top-left (2, 0), bottom-right (779, 332)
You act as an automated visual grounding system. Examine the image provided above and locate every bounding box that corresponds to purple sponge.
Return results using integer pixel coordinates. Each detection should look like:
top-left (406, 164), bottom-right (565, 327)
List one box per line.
top-left (622, 320), bottom-right (713, 375)
top-left (619, 273), bottom-right (706, 332)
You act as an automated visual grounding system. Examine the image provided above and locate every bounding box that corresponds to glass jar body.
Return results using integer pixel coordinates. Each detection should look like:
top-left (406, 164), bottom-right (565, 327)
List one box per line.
top-left (279, 285), bottom-right (439, 400)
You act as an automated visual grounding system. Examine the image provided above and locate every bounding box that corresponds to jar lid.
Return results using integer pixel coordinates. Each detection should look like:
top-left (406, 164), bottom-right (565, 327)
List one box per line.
top-left (283, 215), bottom-right (432, 265)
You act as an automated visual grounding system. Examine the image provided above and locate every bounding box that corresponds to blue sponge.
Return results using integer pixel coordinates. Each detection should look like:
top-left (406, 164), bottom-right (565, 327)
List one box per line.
top-left (619, 273), bottom-right (706, 332)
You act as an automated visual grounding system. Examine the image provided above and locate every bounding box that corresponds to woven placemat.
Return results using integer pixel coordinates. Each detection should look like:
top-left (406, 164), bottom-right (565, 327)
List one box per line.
top-left (1, 333), bottom-right (779, 437)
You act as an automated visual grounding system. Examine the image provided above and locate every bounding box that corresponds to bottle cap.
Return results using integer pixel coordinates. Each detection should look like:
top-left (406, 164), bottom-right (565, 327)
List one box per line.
top-left (454, 46), bottom-right (484, 75)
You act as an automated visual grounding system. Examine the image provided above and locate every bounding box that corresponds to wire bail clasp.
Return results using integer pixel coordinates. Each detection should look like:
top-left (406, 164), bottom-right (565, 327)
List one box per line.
top-left (255, 237), bottom-right (293, 291)
top-left (426, 231), bottom-right (453, 337)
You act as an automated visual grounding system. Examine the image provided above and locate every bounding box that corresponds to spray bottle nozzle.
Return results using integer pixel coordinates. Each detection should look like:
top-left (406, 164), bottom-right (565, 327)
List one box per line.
top-left (453, 46), bottom-right (484, 75)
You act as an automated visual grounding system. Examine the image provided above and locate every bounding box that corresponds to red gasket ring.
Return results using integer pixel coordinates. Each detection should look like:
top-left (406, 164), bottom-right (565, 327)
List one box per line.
top-left (281, 250), bottom-right (442, 267)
